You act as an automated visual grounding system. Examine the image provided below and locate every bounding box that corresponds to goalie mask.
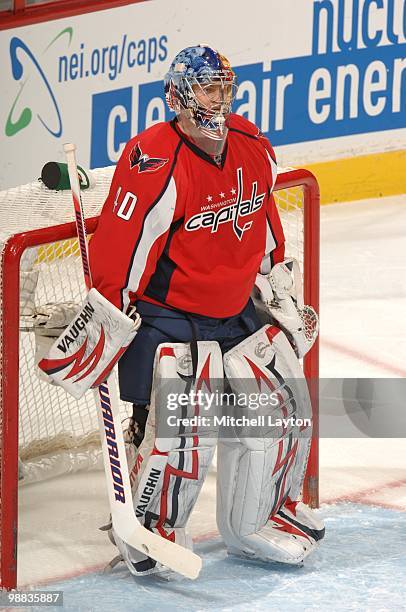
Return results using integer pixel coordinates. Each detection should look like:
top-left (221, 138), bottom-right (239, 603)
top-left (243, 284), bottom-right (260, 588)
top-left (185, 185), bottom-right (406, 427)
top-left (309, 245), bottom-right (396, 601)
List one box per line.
top-left (164, 45), bottom-right (238, 157)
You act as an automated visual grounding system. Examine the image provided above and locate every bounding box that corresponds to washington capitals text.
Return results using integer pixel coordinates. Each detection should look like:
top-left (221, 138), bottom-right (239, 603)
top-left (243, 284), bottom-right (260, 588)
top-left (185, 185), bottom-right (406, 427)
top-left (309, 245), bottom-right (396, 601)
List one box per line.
top-left (185, 167), bottom-right (265, 240)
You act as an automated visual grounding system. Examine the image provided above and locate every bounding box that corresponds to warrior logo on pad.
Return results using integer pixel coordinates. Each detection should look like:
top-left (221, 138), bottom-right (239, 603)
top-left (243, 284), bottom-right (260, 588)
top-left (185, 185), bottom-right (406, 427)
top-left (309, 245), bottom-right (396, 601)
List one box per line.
top-left (129, 142), bottom-right (169, 173)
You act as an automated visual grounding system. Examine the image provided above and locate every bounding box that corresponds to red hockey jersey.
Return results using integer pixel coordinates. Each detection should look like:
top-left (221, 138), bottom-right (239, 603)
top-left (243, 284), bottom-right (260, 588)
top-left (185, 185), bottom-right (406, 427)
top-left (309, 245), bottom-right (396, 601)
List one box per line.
top-left (89, 114), bottom-right (285, 318)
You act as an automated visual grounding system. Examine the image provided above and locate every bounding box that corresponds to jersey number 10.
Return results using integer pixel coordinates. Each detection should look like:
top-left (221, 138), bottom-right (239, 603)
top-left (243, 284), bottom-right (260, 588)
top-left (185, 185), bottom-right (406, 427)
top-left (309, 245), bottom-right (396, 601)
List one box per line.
top-left (114, 187), bottom-right (138, 221)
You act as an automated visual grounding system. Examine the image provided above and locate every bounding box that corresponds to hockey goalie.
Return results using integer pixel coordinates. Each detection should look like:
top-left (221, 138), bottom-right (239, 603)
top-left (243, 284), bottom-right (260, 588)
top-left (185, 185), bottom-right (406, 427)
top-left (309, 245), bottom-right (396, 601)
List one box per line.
top-left (39, 44), bottom-right (324, 577)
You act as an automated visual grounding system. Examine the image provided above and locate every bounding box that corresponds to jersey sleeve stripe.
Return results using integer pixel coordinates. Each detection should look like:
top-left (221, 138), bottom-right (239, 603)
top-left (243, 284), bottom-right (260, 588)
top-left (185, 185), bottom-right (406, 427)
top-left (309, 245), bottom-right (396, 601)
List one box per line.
top-left (120, 176), bottom-right (178, 312)
top-left (119, 140), bottom-right (182, 311)
top-left (260, 214), bottom-right (278, 273)
top-left (265, 214), bottom-right (278, 255)
top-left (266, 149), bottom-right (278, 189)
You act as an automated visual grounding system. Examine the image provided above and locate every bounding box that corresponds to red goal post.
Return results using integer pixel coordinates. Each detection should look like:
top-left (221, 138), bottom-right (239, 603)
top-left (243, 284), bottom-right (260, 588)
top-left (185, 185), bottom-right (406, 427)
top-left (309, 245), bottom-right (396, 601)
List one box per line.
top-left (0, 167), bottom-right (319, 589)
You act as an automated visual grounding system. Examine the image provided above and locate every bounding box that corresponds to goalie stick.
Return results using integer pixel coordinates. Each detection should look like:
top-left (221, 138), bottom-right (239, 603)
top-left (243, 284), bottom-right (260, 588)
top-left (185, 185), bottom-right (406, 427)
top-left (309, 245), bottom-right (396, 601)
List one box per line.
top-left (63, 143), bottom-right (202, 580)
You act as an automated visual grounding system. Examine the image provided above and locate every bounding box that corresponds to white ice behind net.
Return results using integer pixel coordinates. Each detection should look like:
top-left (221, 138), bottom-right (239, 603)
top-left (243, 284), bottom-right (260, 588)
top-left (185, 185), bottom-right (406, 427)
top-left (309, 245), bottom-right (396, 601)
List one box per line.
top-left (0, 167), bottom-right (304, 485)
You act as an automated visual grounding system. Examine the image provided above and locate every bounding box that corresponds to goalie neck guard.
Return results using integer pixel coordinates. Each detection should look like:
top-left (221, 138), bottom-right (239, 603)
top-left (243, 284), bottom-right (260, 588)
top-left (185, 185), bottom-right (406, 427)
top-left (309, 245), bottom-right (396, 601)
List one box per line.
top-left (164, 45), bottom-right (238, 158)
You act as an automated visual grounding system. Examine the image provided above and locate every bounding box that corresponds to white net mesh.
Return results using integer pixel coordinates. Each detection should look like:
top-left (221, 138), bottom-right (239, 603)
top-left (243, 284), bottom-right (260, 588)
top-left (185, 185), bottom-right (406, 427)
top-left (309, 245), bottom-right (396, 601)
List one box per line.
top-left (0, 167), bottom-right (306, 486)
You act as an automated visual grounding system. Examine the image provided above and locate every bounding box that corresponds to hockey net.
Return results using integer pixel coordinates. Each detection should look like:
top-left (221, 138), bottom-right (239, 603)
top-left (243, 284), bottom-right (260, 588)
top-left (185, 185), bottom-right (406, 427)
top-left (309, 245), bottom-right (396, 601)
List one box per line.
top-left (0, 166), bottom-right (319, 589)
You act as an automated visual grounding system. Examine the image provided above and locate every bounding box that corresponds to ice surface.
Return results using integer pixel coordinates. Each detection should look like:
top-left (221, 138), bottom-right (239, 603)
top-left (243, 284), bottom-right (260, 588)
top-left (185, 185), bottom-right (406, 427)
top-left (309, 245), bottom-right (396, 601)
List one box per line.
top-left (28, 505), bottom-right (406, 612)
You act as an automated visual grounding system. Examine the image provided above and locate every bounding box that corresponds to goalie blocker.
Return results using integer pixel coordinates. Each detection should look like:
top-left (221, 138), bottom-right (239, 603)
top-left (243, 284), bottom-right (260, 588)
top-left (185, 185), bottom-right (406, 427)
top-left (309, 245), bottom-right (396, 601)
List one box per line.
top-left (38, 288), bottom-right (141, 399)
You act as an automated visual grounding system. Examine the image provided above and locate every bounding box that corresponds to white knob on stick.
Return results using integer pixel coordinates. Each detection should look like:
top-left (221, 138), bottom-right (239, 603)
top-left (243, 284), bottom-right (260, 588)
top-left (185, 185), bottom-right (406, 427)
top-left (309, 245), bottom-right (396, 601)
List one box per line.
top-left (63, 143), bottom-right (77, 154)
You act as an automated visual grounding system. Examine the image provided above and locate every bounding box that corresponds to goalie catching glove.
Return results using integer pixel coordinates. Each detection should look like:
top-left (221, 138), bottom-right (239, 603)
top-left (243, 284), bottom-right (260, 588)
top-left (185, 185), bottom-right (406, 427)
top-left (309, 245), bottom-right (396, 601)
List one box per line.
top-left (255, 258), bottom-right (318, 358)
top-left (38, 288), bottom-right (141, 399)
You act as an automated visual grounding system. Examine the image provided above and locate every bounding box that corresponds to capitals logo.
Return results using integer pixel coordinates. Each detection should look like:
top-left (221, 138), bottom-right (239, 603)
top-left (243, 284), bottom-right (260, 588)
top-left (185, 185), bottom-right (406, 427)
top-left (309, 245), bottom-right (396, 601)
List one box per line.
top-left (129, 142), bottom-right (169, 173)
top-left (185, 167), bottom-right (266, 240)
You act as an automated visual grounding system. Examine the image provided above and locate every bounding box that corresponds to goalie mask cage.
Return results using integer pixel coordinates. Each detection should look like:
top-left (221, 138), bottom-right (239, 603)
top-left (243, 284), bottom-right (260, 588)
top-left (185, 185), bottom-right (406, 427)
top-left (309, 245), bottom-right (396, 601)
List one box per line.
top-left (0, 167), bottom-right (319, 589)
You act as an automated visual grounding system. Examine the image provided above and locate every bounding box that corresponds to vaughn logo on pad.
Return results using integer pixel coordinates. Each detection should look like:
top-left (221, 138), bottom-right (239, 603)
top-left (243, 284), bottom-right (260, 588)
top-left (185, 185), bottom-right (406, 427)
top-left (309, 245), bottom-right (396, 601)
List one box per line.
top-left (56, 302), bottom-right (95, 353)
top-left (38, 288), bottom-right (140, 399)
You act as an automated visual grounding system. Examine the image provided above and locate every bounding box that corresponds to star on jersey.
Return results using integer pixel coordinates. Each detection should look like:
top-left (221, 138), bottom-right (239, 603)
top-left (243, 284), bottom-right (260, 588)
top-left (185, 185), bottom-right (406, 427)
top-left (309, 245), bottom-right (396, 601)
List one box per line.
top-left (231, 187), bottom-right (236, 195)
top-left (219, 192), bottom-right (225, 198)
top-left (186, 167), bottom-right (266, 240)
top-left (129, 142), bottom-right (169, 173)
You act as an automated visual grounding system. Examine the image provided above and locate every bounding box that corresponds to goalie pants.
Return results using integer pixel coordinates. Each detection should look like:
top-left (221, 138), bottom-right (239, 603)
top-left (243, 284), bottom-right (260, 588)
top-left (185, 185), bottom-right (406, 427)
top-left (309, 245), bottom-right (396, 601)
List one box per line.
top-left (118, 298), bottom-right (262, 405)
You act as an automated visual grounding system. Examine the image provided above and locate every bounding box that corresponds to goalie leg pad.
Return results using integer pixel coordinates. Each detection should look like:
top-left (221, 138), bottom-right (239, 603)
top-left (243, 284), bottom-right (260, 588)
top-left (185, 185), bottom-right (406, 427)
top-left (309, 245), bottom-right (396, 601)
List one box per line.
top-left (217, 324), bottom-right (314, 564)
top-left (115, 340), bottom-right (223, 576)
top-left (273, 497), bottom-right (325, 545)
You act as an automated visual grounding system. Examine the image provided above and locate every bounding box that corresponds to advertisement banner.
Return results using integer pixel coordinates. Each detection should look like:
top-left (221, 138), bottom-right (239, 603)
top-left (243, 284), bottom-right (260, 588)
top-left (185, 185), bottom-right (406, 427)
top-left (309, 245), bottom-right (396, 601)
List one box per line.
top-left (0, 0), bottom-right (405, 188)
